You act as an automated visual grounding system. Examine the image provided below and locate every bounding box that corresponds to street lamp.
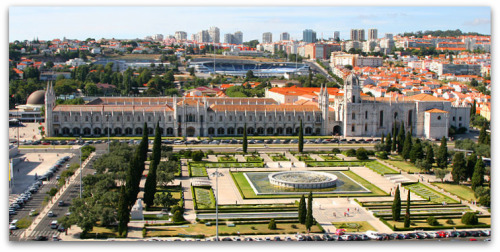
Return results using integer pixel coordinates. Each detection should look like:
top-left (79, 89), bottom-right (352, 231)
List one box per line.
top-left (79, 145), bottom-right (82, 198)
top-left (210, 169), bottom-right (224, 241)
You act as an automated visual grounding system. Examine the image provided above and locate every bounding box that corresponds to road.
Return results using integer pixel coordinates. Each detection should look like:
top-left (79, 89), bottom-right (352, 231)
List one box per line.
top-left (304, 60), bottom-right (335, 83)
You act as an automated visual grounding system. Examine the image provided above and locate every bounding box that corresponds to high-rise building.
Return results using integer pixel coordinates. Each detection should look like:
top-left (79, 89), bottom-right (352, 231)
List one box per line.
top-left (350, 29), bottom-right (365, 41)
top-left (303, 29), bottom-right (317, 43)
top-left (152, 34), bottom-right (164, 41)
top-left (385, 33), bottom-right (394, 40)
top-left (174, 31), bottom-right (187, 41)
top-left (280, 32), bottom-right (290, 41)
top-left (368, 28), bottom-right (378, 40)
top-left (224, 33), bottom-right (233, 44)
top-left (262, 32), bottom-right (273, 43)
top-left (334, 31), bottom-right (340, 41)
top-left (208, 26), bottom-right (220, 43)
top-left (234, 31), bottom-right (243, 44)
top-left (197, 30), bottom-right (210, 43)
top-left (357, 29), bottom-right (365, 41)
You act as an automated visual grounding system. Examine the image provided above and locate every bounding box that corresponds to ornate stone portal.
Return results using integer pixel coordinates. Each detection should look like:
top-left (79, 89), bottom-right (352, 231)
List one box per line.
top-left (268, 171), bottom-right (338, 189)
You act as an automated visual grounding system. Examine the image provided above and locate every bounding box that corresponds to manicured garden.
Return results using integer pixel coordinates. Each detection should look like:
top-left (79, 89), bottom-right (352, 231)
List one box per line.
top-left (331, 221), bottom-right (375, 232)
top-left (365, 161), bottom-right (399, 175)
top-left (189, 164), bottom-right (208, 177)
top-left (431, 182), bottom-right (478, 202)
top-left (320, 155), bottom-right (340, 161)
top-left (270, 154), bottom-right (289, 162)
top-left (305, 161), bottom-right (368, 167)
top-left (404, 183), bottom-right (458, 204)
top-left (385, 156), bottom-right (422, 173)
top-left (190, 162), bottom-right (264, 169)
top-left (217, 156), bottom-right (237, 162)
top-left (144, 221), bottom-right (323, 237)
top-left (245, 155), bottom-right (263, 162)
top-left (295, 155), bottom-right (314, 161)
top-left (230, 170), bottom-right (387, 199)
top-left (192, 186), bottom-right (216, 209)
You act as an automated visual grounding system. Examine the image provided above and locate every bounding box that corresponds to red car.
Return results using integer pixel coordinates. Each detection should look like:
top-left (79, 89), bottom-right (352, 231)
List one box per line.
top-left (436, 231), bottom-right (448, 238)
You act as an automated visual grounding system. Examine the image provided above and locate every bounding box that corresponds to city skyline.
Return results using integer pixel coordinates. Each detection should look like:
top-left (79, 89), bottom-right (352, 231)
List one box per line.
top-left (9, 6), bottom-right (491, 42)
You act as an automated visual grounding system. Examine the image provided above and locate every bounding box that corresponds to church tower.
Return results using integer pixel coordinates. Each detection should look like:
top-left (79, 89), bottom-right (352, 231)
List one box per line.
top-left (44, 81), bottom-right (56, 137)
top-left (319, 83), bottom-right (329, 135)
top-left (344, 73), bottom-right (361, 104)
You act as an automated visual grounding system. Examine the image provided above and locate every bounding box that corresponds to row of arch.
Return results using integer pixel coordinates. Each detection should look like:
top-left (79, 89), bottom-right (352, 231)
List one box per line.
top-left (54, 126), bottom-right (321, 137)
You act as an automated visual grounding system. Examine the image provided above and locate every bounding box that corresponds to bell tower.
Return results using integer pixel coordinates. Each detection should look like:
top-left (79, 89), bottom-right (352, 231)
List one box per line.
top-left (44, 81), bottom-right (56, 137)
top-left (344, 73), bottom-right (361, 104)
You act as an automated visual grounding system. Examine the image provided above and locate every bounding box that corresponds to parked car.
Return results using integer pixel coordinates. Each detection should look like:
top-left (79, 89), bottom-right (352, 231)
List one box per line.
top-left (47, 211), bottom-right (55, 217)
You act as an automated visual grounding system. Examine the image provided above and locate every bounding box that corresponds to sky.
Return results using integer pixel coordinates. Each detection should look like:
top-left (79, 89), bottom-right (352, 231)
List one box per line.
top-left (8, 6), bottom-right (491, 42)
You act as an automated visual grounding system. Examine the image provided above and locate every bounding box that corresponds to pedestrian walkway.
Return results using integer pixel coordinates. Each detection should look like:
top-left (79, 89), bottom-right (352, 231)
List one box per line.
top-left (309, 154), bottom-right (325, 161)
top-left (284, 152), bottom-right (299, 163)
top-left (259, 153), bottom-right (273, 163)
top-left (235, 155), bottom-right (246, 162)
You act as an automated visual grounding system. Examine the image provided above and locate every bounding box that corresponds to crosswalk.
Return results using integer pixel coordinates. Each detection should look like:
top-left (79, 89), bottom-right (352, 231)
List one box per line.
top-left (28, 230), bottom-right (59, 238)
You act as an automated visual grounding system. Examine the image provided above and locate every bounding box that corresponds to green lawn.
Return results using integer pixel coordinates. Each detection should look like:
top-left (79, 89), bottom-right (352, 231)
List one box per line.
top-left (295, 155), bottom-right (314, 161)
top-left (365, 161), bottom-right (399, 175)
top-left (217, 156), bottom-right (237, 162)
top-left (190, 162), bottom-right (264, 168)
top-left (320, 155), bottom-right (340, 161)
top-left (270, 155), bottom-right (289, 161)
top-left (306, 161), bottom-right (368, 167)
top-left (385, 156), bottom-right (422, 173)
top-left (404, 183), bottom-right (458, 204)
top-left (145, 222), bottom-right (323, 237)
top-left (331, 221), bottom-right (376, 232)
top-left (245, 156), bottom-right (263, 162)
top-left (193, 187), bottom-right (215, 209)
top-left (81, 226), bottom-right (120, 239)
top-left (387, 217), bottom-right (491, 230)
top-left (431, 182), bottom-right (478, 202)
top-left (189, 165), bottom-right (208, 177)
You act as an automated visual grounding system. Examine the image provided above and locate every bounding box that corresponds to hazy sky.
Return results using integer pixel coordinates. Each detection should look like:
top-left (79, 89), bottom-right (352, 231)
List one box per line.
top-left (9, 6), bottom-right (491, 42)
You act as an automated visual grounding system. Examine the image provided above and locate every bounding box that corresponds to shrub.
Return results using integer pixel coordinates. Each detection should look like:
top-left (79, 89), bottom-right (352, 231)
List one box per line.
top-left (291, 224), bottom-right (297, 229)
top-left (268, 219), bottom-right (277, 230)
top-left (446, 219), bottom-right (454, 225)
top-left (356, 148), bottom-right (369, 160)
top-left (332, 148), bottom-right (341, 154)
top-left (47, 187), bottom-right (58, 196)
top-left (345, 149), bottom-right (356, 157)
top-left (376, 151), bottom-right (389, 159)
top-left (173, 210), bottom-right (184, 222)
top-left (461, 212), bottom-right (478, 225)
top-left (426, 216), bottom-right (439, 226)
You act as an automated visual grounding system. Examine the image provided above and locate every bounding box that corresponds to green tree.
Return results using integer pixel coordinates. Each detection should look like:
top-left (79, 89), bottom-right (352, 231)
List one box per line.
top-left (305, 192), bottom-right (313, 231)
top-left (436, 137), bottom-right (448, 169)
top-left (144, 122), bottom-right (161, 207)
top-left (381, 133), bottom-right (385, 144)
top-left (397, 121), bottom-right (405, 154)
top-left (356, 148), bottom-right (369, 160)
top-left (471, 157), bottom-right (485, 190)
top-left (173, 210), bottom-right (184, 222)
top-left (402, 131), bottom-right (412, 160)
top-left (451, 152), bottom-right (467, 184)
top-left (465, 153), bottom-right (477, 180)
top-left (268, 219), bottom-right (277, 230)
top-left (403, 189), bottom-right (411, 228)
top-left (298, 120), bottom-right (304, 153)
top-left (461, 212), bottom-right (478, 225)
top-left (298, 194), bottom-right (306, 224)
top-left (478, 122), bottom-right (489, 145)
top-left (243, 123), bottom-right (248, 153)
top-left (425, 144), bottom-right (435, 167)
top-left (385, 132), bottom-right (392, 152)
top-left (434, 168), bottom-right (449, 183)
top-left (117, 186), bottom-right (130, 237)
top-left (392, 128), bottom-right (397, 152)
top-left (245, 70), bottom-right (255, 80)
top-left (409, 139), bottom-right (424, 163)
top-left (470, 100), bottom-right (476, 118)
top-left (392, 186), bottom-right (401, 221)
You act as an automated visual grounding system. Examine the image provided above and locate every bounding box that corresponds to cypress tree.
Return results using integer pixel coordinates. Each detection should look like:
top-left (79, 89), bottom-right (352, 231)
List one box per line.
top-left (471, 156), bottom-right (485, 190)
top-left (298, 194), bottom-right (306, 224)
top-left (381, 133), bottom-right (385, 144)
top-left (478, 122), bottom-right (487, 144)
top-left (465, 153), bottom-right (477, 180)
top-left (392, 186), bottom-right (401, 221)
top-left (451, 152), bottom-right (466, 184)
top-left (436, 137), bottom-right (448, 169)
top-left (386, 132), bottom-right (392, 152)
top-left (298, 119), bottom-right (304, 153)
top-left (139, 122), bottom-right (149, 163)
top-left (242, 123), bottom-right (248, 153)
top-left (268, 219), bottom-right (277, 230)
top-left (425, 144), bottom-right (435, 166)
top-left (397, 121), bottom-right (405, 154)
top-left (144, 122), bottom-right (161, 207)
top-left (305, 192), bottom-right (313, 231)
top-left (392, 127), bottom-right (397, 152)
top-left (403, 189), bottom-right (411, 228)
top-left (117, 186), bottom-right (130, 237)
top-left (470, 100), bottom-right (476, 118)
top-left (402, 131), bottom-right (412, 160)
top-left (409, 139), bottom-right (423, 163)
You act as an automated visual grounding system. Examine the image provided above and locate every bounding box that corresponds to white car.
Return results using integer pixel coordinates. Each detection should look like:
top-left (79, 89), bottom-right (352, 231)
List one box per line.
top-left (366, 230), bottom-right (382, 240)
top-left (427, 232), bottom-right (438, 238)
top-left (48, 211), bottom-right (55, 217)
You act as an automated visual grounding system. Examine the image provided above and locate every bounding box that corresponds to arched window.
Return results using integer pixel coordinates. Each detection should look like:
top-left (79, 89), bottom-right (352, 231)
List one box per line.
top-left (219, 116), bottom-right (222, 121)
top-left (239, 115), bottom-right (243, 121)
top-left (127, 116), bottom-right (130, 122)
top-left (137, 116), bottom-right (140, 122)
top-left (365, 123), bottom-right (368, 132)
top-left (96, 116), bottom-right (99, 122)
top-left (64, 116), bottom-right (68, 122)
top-left (352, 124), bottom-right (356, 132)
top-left (394, 112), bottom-right (398, 120)
top-left (379, 111), bottom-right (384, 127)
top-left (217, 127), bottom-right (225, 135)
top-left (229, 116), bottom-right (232, 121)
top-left (208, 127), bottom-right (215, 135)
top-left (85, 116), bottom-right (88, 122)
top-left (307, 115), bottom-right (311, 121)
top-left (352, 112), bottom-right (356, 120)
top-left (75, 116), bottom-right (78, 122)
top-left (148, 116), bottom-right (152, 122)
top-left (365, 111), bottom-right (368, 119)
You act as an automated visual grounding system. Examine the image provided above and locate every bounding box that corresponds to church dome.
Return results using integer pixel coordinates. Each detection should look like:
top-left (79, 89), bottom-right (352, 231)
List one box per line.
top-left (26, 90), bottom-right (45, 106)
